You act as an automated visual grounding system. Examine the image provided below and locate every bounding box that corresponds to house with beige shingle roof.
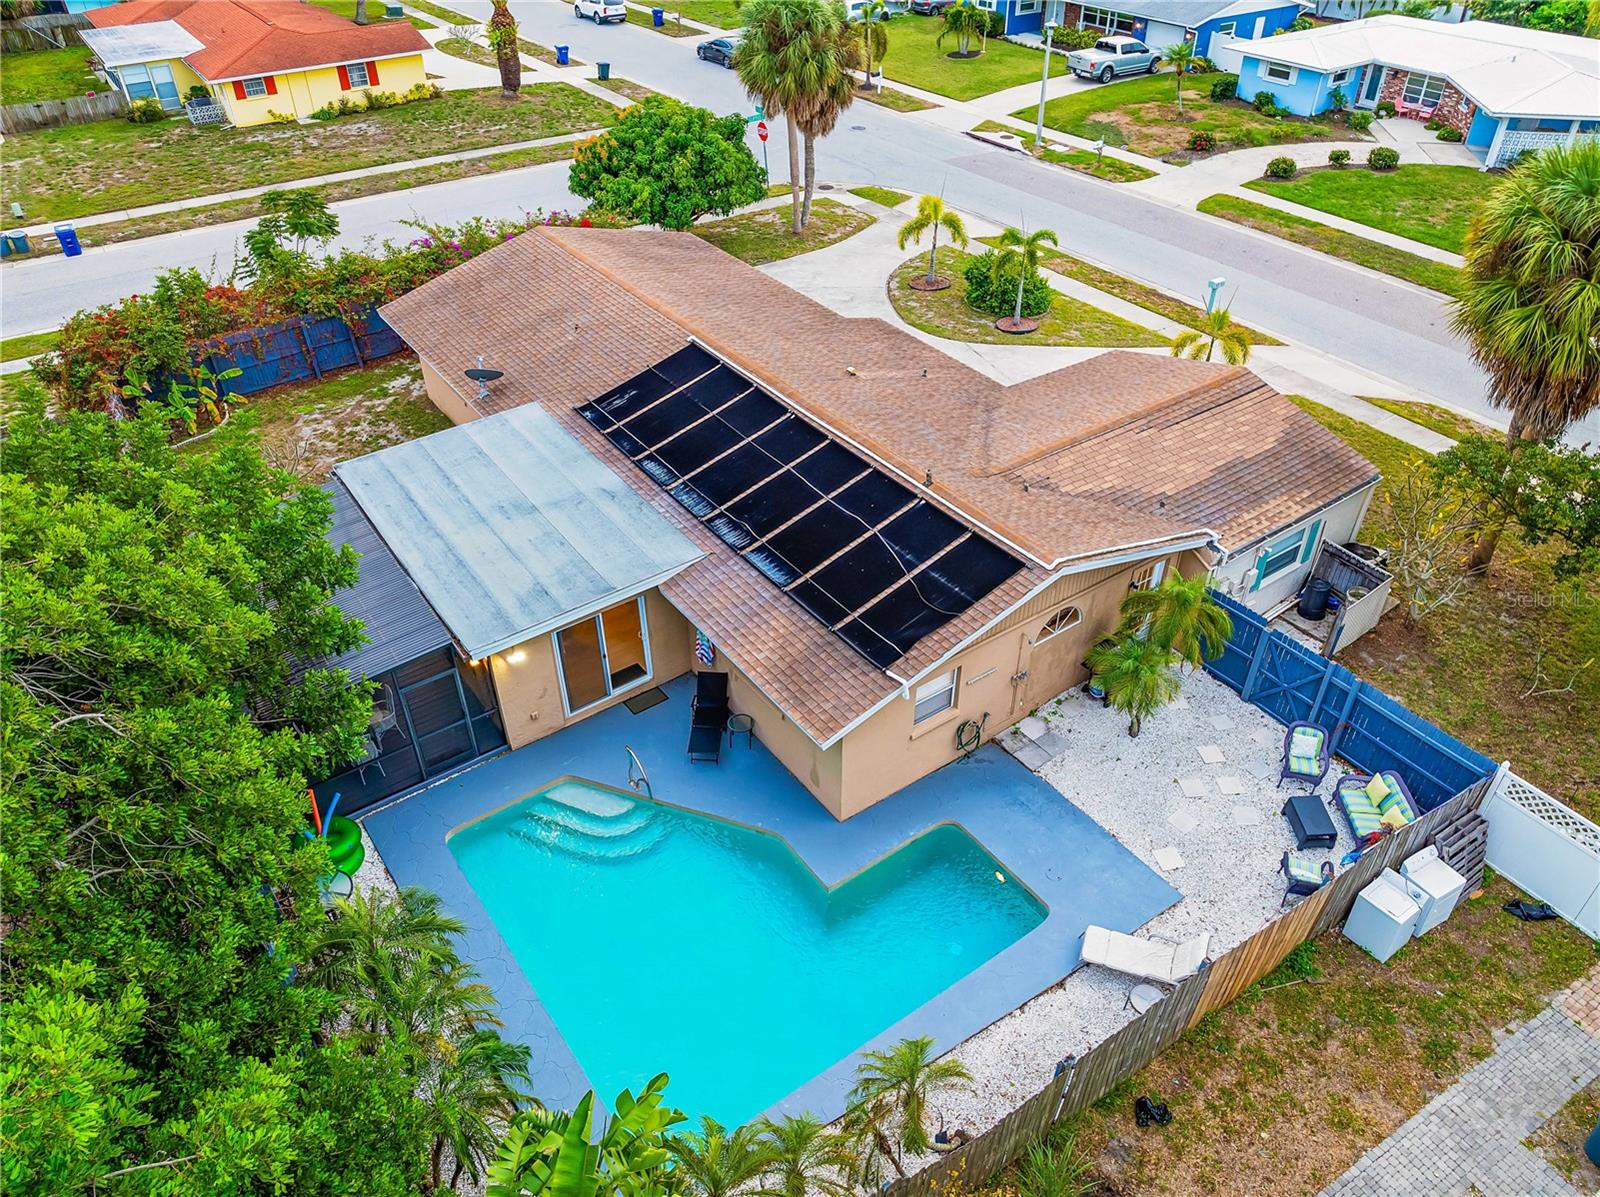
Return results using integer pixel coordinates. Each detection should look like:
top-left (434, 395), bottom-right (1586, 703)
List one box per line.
top-left (328, 225), bottom-right (1377, 820)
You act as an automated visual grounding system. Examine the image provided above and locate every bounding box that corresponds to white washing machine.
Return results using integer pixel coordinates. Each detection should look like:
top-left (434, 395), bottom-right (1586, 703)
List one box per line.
top-left (1401, 845), bottom-right (1469, 937)
top-left (1343, 869), bottom-right (1422, 964)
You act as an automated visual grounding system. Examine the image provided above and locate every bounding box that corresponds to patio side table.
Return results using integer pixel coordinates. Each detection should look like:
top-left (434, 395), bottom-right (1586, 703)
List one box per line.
top-left (1282, 792), bottom-right (1337, 850)
top-left (727, 712), bottom-right (754, 750)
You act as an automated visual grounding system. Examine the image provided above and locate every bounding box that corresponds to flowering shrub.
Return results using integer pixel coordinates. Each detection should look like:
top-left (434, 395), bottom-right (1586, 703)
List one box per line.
top-left (1368, 146), bottom-right (1400, 170)
top-left (1188, 131), bottom-right (1216, 153)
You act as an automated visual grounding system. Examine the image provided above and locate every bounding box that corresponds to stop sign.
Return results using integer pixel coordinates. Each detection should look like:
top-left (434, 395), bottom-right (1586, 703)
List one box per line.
top-left (756, 120), bottom-right (768, 142)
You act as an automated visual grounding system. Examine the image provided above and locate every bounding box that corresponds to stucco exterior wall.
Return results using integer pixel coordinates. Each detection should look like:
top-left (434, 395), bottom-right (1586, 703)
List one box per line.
top-left (1211, 484), bottom-right (1375, 612)
top-left (488, 589), bottom-right (694, 751)
top-left (213, 53), bottom-right (426, 127)
top-left (419, 358), bottom-right (481, 425)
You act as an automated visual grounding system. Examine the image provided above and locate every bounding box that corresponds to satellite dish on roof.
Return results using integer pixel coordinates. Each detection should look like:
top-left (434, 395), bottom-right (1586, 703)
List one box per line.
top-left (465, 355), bottom-right (503, 402)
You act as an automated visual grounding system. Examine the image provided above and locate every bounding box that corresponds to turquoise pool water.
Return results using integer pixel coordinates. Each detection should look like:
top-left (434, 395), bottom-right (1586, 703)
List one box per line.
top-left (447, 778), bottom-right (1046, 1125)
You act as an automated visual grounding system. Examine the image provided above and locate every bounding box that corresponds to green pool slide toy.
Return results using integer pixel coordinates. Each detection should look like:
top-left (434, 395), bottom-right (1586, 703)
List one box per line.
top-left (324, 815), bottom-right (365, 876)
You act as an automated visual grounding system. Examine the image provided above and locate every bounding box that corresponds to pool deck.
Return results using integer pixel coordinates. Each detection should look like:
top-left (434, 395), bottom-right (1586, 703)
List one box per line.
top-left (362, 673), bottom-right (1179, 1120)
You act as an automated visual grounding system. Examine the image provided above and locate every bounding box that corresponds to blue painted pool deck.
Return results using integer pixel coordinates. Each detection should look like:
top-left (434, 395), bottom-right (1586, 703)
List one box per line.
top-left (363, 673), bottom-right (1179, 1120)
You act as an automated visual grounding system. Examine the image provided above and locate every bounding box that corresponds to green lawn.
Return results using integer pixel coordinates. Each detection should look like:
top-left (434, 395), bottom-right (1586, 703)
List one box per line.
top-left (972, 120), bottom-right (1157, 182)
top-left (694, 198), bottom-right (873, 265)
top-left (890, 247), bottom-right (1167, 348)
top-left (0, 46), bottom-right (102, 105)
top-left (0, 84), bottom-right (615, 222)
top-left (1358, 396), bottom-right (1499, 442)
top-left (403, 0), bottom-right (570, 63)
top-left (1036, 250), bottom-right (1282, 344)
top-left (1022, 71), bottom-right (1351, 159)
top-left (0, 328), bottom-right (62, 363)
top-left (881, 15), bottom-right (1068, 101)
top-left (1245, 164), bottom-right (1493, 253)
top-left (1197, 194), bottom-right (1463, 296)
top-left (590, 76), bottom-right (657, 103)
top-left (848, 185), bottom-right (910, 207)
top-left (307, 0), bottom-right (436, 28)
top-left (659, 2), bottom-right (745, 28)
top-left (857, 84), bottom-right (938, 112)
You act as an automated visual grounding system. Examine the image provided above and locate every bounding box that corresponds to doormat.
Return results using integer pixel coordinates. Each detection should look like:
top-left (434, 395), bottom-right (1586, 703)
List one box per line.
top-left (623, 687), bottom-right (669, 715)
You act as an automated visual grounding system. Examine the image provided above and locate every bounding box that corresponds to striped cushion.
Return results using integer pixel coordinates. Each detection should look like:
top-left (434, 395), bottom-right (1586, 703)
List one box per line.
top-left (1339, 786), bottom-right (1385, 837)
top-left (1375, 775), bottom-right (1416, 823)
top-left (1284, 852), bottom-right (1323, 886)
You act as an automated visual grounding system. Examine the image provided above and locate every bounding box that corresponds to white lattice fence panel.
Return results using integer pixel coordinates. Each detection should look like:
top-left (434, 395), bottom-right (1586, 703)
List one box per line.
top-left (1482, 765), bottom-right (1599, 936)
top-left (1492, 130), bottom-right (1600, 167)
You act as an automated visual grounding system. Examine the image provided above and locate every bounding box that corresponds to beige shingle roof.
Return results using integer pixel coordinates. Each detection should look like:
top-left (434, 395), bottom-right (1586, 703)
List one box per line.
top-left (379, 226), bottom-right (1376, 743)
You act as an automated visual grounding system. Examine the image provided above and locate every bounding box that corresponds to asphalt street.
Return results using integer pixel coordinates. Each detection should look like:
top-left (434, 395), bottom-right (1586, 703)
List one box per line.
top-left (5, 2), bottom-right (1592, 442)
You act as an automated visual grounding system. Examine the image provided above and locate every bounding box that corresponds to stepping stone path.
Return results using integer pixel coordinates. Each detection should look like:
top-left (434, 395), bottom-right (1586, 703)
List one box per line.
top-left (1229, 806), bottom-right (1263, 827)
top-left (1209, 715), bottom-right (1236, 731)
top-left (1153, 846), bottom-right (1185, 871)
top-left (1178, 777), bottom-right (1209, 799)
top-left (1216, 775), bottom-right (1245, 796)
top-left (1166, 809), bottom-right (1201, 835)
top-left (1198, 744), bottom-right (1226, 765)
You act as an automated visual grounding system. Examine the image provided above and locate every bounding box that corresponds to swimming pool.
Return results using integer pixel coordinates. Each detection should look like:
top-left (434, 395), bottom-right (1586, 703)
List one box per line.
top-left (448, 777), bottom-right (1047, 1125)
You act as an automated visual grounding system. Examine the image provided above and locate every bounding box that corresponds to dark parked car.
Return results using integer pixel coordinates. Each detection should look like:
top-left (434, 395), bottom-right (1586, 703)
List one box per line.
top-left (909, 0), bottom-right (954, 11)
top-left (696, 34), bottom-right (741, 67)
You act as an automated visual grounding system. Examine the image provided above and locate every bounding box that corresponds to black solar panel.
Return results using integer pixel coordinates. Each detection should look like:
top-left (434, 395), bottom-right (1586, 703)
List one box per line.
top-left (577, 349), bottom-right (1023, 670)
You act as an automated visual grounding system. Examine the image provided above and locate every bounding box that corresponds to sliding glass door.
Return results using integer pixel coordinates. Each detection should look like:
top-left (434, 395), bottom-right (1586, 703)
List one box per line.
top-left (554, 596), bottom-right (653, 715)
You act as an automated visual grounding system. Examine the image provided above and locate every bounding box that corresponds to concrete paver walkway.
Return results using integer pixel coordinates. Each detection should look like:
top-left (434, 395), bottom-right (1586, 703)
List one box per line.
top-left (1320, 966), bottom-right (1600, 1197)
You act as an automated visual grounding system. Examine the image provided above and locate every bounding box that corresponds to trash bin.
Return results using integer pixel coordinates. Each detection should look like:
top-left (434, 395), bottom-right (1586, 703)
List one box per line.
top-left (1, 230), bottom-right (28, 257)
top-left (1585, 1115), bottom-right (1600, 1168)
top-left (385, 2), bottom-right (402, 14)
top-left (54, 223), bottom-right (82, 257)
top-left (1297, 577), bottom-right (1331, 621)
top-left (652, 6), bottom-right (664, 24)
top-left (555, 43), bottom-right (570, 65)
top-left (597, 61), bottom-right (611, 80)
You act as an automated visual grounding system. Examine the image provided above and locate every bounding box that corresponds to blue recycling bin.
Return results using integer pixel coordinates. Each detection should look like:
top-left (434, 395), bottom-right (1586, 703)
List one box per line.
top-left (1, 230), bottom-right (28, 257)
top-left (1586, 1115), bottom-right (1600, 1168)
top-left (54, 223), bottom-right (82, 257)
top-left (597, 61), bottom-right (610, 80)
top-left (652, 6), bottom-right (664, 24)
top-left (555, 43), bottom-right (569, 65)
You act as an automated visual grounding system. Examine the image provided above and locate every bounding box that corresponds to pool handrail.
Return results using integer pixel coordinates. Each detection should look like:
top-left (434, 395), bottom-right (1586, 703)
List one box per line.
top-left (625, 745), bottom-right (653, 800)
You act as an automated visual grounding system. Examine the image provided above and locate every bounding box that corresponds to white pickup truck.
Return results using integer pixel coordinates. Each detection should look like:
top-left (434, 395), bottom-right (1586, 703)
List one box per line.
top-left (1066, 34), bottom-right (1161, 83)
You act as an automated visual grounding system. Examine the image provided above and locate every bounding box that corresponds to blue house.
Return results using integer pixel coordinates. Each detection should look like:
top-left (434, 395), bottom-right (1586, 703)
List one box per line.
top-left (1232, 15), bottom-right (1600, 167)
top-left (988, 0), bottom-right (1308, 55)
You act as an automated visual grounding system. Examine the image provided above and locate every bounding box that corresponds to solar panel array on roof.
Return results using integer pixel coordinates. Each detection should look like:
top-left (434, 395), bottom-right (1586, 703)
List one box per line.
top-left (578, 344), bottom-right (1023, 670)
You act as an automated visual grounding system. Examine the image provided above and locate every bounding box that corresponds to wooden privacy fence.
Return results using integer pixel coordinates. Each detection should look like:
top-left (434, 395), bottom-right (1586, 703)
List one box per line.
top-left (885, 778), bottom-right (1491, 1197)
top-left (1, 91), bottom-right (126, 133)
top-left (0, 12), bottom-right (91, 50)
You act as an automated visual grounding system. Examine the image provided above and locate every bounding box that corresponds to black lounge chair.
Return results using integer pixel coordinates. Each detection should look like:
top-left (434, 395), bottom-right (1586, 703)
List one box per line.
top-left (688, 670), bottom-right (729, 763)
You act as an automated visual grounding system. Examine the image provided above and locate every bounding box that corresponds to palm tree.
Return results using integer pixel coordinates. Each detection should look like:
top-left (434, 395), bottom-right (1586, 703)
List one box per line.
top-left (1117, 575), bottom-right (1233, 671)
top-left (1448, 138), bottom-right (1600, 570)
top-left (354, 0), bottom-right (368, 24)
top-left (758, 1113), bottom-right (854, 1197)
top-left (670, 1116), bottom-right (781, 1197)
top-left (487, 0), bottom-right (522, 98)
top-left (1170, 305), bottom-right (1251, 365)
top-left (836, 1091), bottom-right (902, 1183)
top-left (310, 885), bottom-right (466, 1009)
top-left (1086, 633), bottom-right (1180, 737)
top-left (855, 0), bottom-right (889, 88)
top-left (847, 1037), bottom-right (971, 1167)
top-left (794, 11), bottom-right (861, 225)
top-left (356, 953), bottom-right (501, 1056)
top-left (737, 0), bottom-right (842, 234)
top-left (937, 0), bottom-right (989, 57)
top-left (897, 193), bottom-right (968, 289)
top-left (990, 225), bottom-right (1059, 331)
top-left (424, 1029), bottom-right (533, 1192)
top-left (1163, 40), bottom-right (1196, 114)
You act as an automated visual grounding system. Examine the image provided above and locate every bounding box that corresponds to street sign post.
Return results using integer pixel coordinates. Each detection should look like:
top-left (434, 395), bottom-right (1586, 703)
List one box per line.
top-left (753, 116), bottom-right (769, 178)
top-left (756, 120), bottom-right (768, 141)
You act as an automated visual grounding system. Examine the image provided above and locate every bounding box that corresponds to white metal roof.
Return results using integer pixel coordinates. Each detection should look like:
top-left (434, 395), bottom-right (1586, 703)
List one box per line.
top-left (1241, 14), bottom-right (1600, 119)
top-left (79, 20), bottom-right (204, 68)
top-left (335, 405), bottom-right (705, 661)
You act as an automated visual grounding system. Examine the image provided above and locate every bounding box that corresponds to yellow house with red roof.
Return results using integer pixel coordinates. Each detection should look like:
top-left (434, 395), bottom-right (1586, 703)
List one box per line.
top-left (81, 0), bottom-right (428, 127)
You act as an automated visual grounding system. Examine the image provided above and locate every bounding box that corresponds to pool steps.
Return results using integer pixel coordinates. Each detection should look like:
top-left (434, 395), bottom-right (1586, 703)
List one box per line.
top-left (510, 788), bottom-right (665, 862)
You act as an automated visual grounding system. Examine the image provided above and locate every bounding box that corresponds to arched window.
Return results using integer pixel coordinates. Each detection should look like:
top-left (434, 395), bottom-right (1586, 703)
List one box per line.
top-left (1037, 606), bottom-right (1082, 642)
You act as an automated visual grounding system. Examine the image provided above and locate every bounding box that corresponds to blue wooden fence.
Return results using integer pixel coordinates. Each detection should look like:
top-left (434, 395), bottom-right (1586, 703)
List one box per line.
top-left (1204, 592), bottom-right (1494, 811)
top-left (162, 304), bottom-right (405, 403)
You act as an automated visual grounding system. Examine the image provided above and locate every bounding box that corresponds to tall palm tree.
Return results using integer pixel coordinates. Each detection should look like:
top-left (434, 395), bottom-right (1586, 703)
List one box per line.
top-left (424, 1029), bottom-right (533, 1192)
top-left (847, 1037), bottom-right (971, 1166)
top-left (669, 1116), bottom-right (781, 1197)
top-left (990, 225), bottom-right (1059, 330)
top-left (737, 0), bottom-right (841, 235)
top-left (1086, 633), bottom-right (1180, 737)
top-left (758, 1113), bottom-right (854, 1197)
top-left (794, 11), bottom-right (861, 225)
top-left (356, 953), bottom-right (501, 1056)
top-left (1162, 40), bottom-right (1196, 114)
top-left (897, 193), bottom-right (968, 288)
top-left (487, 0), bottom-right (521, 98)
top-left (310, 885), bottom-right (466, 1006)
top-left (1448, 138), bottom-right (1600, 570)
top-left (1117, 575), bottom-right (1233, 671)
top-left (1170, 305), bottom-right (1251, 365)
top-left (855, 0), bottom-right (889, 88)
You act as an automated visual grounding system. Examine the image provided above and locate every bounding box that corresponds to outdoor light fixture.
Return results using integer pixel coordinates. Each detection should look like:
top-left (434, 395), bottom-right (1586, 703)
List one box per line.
top-left (1035, 22), bottom-right (1059, 150)
top-left (464, 353), bottom-right (504, 402)
top-left (506, 649), bottom-right (527, 664)
top-left (1205, 276), bottom-right (1228, 313)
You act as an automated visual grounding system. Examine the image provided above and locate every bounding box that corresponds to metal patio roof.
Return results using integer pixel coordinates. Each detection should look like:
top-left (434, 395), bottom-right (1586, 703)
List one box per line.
top-left (335, 405), bottom-right (705, 661)
top-left (80, 20), bottom-right (204, 68)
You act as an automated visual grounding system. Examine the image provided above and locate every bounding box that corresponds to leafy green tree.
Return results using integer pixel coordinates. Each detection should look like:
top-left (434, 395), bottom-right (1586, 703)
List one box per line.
top-left (0, 388), bottom-right (428, 1193)
top-left (240, 188), bottom-right (340, 284)
top-left (937, 0), bottom-right (989, 56)
top-left (1162, 40), bottom-right (1197, 112)
top-left (488, 1073), bottom-right (686, 1197)
top-left (1469, 0), bottom-right (1597, 35)
top-left (990, 225), bottom-right (1059, 328)
top-left (1169, 305), bottom-right (1251, 365)
top-left (1086, 633), bottom-right (1181, 736)
top-left (1431, 433), bottom-right (1600, 579)
top-left (1116, 574), bottom-right (1234, 670)
top-left (846, 1037), bottom-right (971, 1168)
top-left (488, 0), bottom-right (521, 97)
top-left (669, 1116), bottom-right (780, 1197)
top-left (897, 193), bottom-right (968, 287)
top-left (758, 1113), bottom-right (854, 1197)
top-left (569, 95), bottom-right (767, 231)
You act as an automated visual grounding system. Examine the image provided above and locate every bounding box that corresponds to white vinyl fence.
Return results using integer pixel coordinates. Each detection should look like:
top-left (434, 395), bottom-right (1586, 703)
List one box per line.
top-left (1482, 763), bottom-right (1600, 937)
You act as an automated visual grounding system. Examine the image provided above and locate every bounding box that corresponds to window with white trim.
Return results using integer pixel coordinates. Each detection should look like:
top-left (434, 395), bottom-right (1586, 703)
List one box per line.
top-left (240, 76), bottom-right (270, 98)
top-left (1262, 61), bottom-right (1295, 84)
top-left (1129, 560), bottom-right (1164, 593)
top-left (344, 60), bottom-right (372, 88)
top-left (1037, 606), bottom-right (1083, 642)
top-left (1331, 66), bottom-right (1352, 86)
top-left (1256, 529), bottom-right (1306, 584)
top-left (912, 668), bottom-right (959, 724)
top-left (1401, 72), bottom-right (1445, 109)
top-left (1080, 6), bottom-right (1137, 34)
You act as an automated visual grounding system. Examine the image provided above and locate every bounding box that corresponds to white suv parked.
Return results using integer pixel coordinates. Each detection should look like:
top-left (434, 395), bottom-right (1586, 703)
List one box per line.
top-left (574, 0), bottom-right (627, 23)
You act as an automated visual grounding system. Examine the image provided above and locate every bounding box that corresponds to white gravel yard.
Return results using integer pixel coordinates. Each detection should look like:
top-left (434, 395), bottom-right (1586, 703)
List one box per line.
top-left (909, 667), bottom-right (1363, 1145)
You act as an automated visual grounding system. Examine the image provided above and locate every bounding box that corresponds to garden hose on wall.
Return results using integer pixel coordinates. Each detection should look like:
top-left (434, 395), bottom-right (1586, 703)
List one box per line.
top-left (956, 712), bottom-right (988, 758)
